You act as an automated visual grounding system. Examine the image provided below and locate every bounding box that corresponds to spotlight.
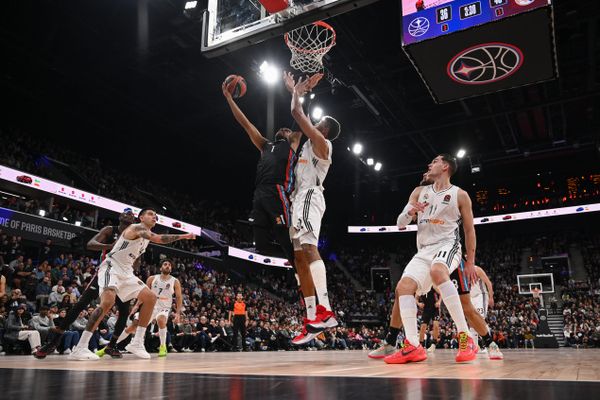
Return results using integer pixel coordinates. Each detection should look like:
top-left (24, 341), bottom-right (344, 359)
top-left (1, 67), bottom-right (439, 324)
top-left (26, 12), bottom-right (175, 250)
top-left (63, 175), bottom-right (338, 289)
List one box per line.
top-left (183, 0), bottom-right (202, 20)
top-left (162, 206), bottom-right (167, 211)
top-left (310, 93), bottom-right (316, 100)
top-left (374, 162), bottom-right (382, 171)
top-left (311, 106), bottom-right (323, 120)
top-left (471, 166), bottom-right (481, 174)
top-left (75, 221), bottom-right (82, 227)
top-left (366, 158), bottom-right (374, 166)
top-left (352, 143), bottom-right (363, 155)
top-left (299, 96), bottom-right (305, 104)
top-left (38, 210), bottom-right (46, 217)
top-left (259, 61), bottom-right (279, 85)
top-left (457, 149), bottom-right (466, 158)
top-left (62, 217), bottom-right (68, 222)
top-left (184, 1), bottom-right (197, 9)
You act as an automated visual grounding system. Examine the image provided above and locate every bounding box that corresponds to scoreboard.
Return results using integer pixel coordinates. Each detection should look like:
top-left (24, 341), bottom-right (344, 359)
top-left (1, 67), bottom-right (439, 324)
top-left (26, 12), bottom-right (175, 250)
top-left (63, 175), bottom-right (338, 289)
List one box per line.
top-left (402, 0), bottom-right (550, 45)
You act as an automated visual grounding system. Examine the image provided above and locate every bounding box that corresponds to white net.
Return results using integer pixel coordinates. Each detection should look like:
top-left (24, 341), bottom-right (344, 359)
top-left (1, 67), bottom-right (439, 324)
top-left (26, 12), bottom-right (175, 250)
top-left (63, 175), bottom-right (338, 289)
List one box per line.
top-left (285, 21), bottom-right (336, 73)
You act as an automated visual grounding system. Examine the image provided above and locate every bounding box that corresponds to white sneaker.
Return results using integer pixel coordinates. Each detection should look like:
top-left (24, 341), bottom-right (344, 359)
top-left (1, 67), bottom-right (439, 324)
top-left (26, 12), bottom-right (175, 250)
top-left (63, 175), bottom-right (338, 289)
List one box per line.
top-left (125, 341), bottom-right (151, 359)
top-left (427, 343), bottom-right (436, 353)
top-left (99, 338), bottom-right (110, 346)
top-left (63, 348), bottom-right (72, 355)
top-left (488, 342), bottom-right (504, 360)
top-left (200, 348), bottom-right (205, 352)
top-left (479, 347), bottom-right (488, 354)
top-left (69, 346), bottom-right (100, 361)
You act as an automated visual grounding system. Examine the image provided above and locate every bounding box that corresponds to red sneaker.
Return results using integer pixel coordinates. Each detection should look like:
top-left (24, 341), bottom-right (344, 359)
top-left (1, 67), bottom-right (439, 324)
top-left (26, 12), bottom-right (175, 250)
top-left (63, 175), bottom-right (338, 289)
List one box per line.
top-left (455, 332), bottom-right (477, 363)
top-left (306, 305), bottom-right (338, 333)
top-left (384, 340), bottom-right (427, 364)
top-left (292, 319), bottom-right (318, 345)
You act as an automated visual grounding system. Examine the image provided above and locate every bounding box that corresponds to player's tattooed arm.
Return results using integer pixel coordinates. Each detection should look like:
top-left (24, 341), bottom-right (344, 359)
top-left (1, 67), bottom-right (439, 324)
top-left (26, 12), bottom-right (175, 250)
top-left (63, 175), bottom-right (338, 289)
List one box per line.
top-left (133, 225), bottom-right (196, 244)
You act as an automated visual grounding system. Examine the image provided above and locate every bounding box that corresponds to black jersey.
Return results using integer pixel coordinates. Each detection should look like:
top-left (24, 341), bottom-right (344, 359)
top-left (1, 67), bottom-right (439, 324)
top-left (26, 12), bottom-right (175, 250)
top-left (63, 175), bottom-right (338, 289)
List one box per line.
top-left (254, 139), bottom-right (297, 195)
top-left (420, 289), bottom-right (438, 312)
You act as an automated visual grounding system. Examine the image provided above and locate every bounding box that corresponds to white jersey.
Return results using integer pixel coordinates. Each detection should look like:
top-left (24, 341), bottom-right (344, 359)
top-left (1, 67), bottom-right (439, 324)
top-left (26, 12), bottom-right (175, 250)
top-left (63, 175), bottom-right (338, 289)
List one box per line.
top-left (416, 185), bottom-right (462, 249)
top-left (470, 278), bottom-right (488, 298)
top-left (291, 139), bottom-right (332, 201)
top-left (105, 231), bottom-right (149, 273)
top-left (151, 274), bottom-right (177, 310)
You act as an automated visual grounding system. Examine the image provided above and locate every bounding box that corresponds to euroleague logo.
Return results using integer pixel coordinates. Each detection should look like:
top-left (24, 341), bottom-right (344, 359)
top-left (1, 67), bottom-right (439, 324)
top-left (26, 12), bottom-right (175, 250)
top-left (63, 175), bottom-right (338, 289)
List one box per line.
top-left (447, 43), bottom-right (524, 85)
top-left (408, 17), bottom-right (430, 37)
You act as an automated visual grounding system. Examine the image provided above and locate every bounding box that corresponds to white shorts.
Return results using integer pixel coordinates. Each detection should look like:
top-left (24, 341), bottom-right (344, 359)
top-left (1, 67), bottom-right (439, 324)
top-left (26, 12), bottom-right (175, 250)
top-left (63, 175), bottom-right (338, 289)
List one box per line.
top-left (290, 189), bottom-right (325, 250)
top-left (134, 307), bottom-right (170, 322)
top-left (471, 293), bottom-right (488, 318)
top-left (98, 261), bottom-right (146, 302)
top-left (401, 241), bottom-right (462, 295)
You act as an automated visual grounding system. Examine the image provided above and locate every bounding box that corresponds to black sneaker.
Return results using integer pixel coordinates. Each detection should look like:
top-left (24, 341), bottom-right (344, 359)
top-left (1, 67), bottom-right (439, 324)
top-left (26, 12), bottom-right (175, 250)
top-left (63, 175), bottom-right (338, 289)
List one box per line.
top-left (104, 346), bottom-right (123, 358)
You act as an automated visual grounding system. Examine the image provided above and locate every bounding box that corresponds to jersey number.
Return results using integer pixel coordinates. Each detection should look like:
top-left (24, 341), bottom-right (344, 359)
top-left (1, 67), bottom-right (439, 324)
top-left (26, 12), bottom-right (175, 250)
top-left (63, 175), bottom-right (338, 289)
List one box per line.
top-left (436, 250), bottom-right (448, 259)
top-left (158, 288), bottom-right (163, 295)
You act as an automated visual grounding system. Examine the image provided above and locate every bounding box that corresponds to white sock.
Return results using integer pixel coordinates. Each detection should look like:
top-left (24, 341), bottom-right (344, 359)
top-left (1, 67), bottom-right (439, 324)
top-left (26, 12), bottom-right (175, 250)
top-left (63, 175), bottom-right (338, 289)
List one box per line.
top-left (159, 328), bottom-right (167, 347)
top-left (399, 295), bottom-right (419, 347)
top-left (438, 280), bottom-right (470, 334)
top-left (77, 330), bottom-right (93, 350)
top-left (117, 330), bottom-right (130, 344)
top-left (294, 273), bottom-right (301, 286)
top-left (470, 327), bottom-right (479, 346)
top-left (309, 260), bottom-right (331, 310)
top-left (305, 296), bottom-right (317, 320)
top-left (132, 326), bottom-right (146, 344)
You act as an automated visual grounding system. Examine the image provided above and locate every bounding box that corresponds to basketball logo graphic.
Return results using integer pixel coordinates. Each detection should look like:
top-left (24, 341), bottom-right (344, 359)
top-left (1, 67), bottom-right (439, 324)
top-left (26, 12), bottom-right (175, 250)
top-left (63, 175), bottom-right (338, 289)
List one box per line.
top-left (447, 43), bottom-right (524, 85)
top-left (408, 17), bottom-right (430, 37)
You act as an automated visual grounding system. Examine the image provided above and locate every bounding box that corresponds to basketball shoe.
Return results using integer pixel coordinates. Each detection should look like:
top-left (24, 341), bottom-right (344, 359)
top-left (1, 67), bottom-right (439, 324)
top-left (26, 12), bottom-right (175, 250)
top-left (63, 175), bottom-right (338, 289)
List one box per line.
top-left (96, 346), bottom-right (123, 358)
top-left (158, 344), bottom-right (168, 357)
top-left (125, 341), bottom-right (151, 359)
top-left (306, 305), bottom-right (338, 333)
top-left (488, 342), bottom-right (504, 360)
top-left (69, 346), bottom-right (100, 361)
top-left (384, 340), bottom-right (427, 364)
top-left (368, 343), bottom-right (396, 359)
top-left (455, 332), bottom-right (477, 363)
top-left (292, 319), bottom-right (318, 345)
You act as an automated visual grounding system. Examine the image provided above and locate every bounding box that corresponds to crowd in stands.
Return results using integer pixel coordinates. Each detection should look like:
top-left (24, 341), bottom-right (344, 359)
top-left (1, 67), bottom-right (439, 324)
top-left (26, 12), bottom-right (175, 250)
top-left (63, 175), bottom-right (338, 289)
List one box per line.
top-left (561, 280), bottom-right (600, 348)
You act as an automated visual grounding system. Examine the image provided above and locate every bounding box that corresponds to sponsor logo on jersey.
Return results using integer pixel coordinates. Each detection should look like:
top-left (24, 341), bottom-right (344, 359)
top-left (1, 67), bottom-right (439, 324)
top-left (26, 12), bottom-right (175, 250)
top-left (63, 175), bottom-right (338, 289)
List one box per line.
top-left (419, 218), bottom-right (446, 225)
top-left (443, 194), bottom-right (451, 204)
top-left (298, 159), bottom-right (308, 164)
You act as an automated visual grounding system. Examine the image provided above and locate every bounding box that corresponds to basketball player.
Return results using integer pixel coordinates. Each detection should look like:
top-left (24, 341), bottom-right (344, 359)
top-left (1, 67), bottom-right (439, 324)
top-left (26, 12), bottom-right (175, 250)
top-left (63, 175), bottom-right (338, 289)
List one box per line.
top-left (222, 79), bottom-right (308, 269)
top-left (283, 73), bottom-right (341, 345)
top-left (115, 259), bottom-right (182, 357)
top-left (418, 288), bottom-right (441, 352)
top-left (70, 208), bottom-right (195, 360)
top-left (384, 154), bottom-right (478, 364)
top-left (33, 208), bottom-right (136, 359)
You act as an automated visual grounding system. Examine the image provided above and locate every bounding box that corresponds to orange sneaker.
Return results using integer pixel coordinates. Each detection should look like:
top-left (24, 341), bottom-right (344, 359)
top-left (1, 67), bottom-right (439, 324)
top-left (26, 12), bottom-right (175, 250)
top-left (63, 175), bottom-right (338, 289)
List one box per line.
top-left (384, 340), bottom-right (427, 364)
top-left (455, 332), bottom-right (477, 363)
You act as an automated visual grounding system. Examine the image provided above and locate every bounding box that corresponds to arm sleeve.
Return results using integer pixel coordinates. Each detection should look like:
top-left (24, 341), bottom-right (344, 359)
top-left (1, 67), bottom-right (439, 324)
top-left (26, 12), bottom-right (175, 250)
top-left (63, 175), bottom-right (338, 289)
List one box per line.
top-left (396, 203), bottom-right (415, 228)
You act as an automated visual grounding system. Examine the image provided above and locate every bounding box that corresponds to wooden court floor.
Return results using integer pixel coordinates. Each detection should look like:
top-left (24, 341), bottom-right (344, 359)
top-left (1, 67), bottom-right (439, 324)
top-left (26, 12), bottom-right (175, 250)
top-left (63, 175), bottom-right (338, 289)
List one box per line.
top-left (2, 349), bottom-right (599, 399)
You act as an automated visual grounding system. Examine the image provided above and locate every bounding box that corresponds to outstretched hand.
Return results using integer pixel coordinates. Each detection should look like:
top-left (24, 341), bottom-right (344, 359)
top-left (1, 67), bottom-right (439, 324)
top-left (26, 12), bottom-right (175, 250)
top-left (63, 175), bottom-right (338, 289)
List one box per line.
top-left (221, 80), bottom-right (232, 99)
top-left (283, 71), bottom-right (296, 93)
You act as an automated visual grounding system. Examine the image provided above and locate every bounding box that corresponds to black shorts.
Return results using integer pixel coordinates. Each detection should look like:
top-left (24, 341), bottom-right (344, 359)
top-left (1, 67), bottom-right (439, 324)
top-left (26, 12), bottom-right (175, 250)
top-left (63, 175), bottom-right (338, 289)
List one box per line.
top-left (250, 185), bottom-right (291, 228)
top-left (420, 290), bottom-right (439, 324)
top-left (450, 261), bottom-right (471, 295)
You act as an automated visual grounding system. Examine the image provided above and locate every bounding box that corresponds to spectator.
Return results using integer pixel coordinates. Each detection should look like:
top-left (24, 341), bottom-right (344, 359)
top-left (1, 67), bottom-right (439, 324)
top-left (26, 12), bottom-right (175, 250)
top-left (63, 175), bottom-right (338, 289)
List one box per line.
top-left (4, 304), bottom-right (41, 353)
top-left (30, 305), bottom-right (55, 344)
top-left (35, 276), bottom-right (52, 308)
top-left (53, 308), bottom-right (80, 354)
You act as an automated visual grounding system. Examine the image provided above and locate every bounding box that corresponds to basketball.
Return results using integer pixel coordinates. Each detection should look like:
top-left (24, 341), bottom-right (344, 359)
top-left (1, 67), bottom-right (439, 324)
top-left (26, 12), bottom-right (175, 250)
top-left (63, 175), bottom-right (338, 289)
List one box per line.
top-left (225, 75), bottom-right (247, 98)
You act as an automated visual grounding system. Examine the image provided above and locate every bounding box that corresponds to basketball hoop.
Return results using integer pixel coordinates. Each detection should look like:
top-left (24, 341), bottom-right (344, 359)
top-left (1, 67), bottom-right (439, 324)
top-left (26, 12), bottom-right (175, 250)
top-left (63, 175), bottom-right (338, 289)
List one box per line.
top-left (285, 20), bottom-right (336, 73)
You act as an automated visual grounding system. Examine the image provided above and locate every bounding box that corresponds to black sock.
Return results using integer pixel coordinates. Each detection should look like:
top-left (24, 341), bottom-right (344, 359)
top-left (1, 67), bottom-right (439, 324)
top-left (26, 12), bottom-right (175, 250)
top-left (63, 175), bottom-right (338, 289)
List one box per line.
top-left (482, 334), bottom-right (493, 348)
top-left (386, 327), bottom-right (401, 347)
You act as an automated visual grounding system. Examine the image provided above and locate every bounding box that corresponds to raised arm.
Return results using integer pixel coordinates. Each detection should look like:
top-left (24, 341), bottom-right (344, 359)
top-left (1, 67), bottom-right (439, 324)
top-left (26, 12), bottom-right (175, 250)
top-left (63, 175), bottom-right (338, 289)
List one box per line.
top-left (86, 226), bottom-right (115, 251)
top-left (146, 274), bottom-right (155, 289)
top-left (222, 80), bottom-right (267, 151)
top-left (290, 76), bottom-right (329, 160)
top-left (458, 189), bottom-right (478, 284)
top-left (130, 224), bottom-right (196, 244)
top-left (476, 266), bottom-right (494, 307)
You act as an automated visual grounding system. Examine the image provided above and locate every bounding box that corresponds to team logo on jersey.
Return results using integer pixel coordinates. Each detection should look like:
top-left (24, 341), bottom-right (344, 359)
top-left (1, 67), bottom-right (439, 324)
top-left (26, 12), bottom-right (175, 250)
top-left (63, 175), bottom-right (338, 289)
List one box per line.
top-left (443, 194), bottom-right (451, 204)
top-left (423, 194), bottom-right (429, 200)
top-left (275, 216), bottom-right (282, 225)
top-left (166, 283), bottom-right (171, 289)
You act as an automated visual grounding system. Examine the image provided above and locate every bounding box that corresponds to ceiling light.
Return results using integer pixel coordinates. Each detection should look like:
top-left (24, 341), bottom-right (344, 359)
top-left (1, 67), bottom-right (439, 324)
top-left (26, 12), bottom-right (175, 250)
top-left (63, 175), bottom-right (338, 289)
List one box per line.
top-left (311, 106), bottom-right (323, 120)
top-left (352, 143), bottom-right (363, 155)
top-left (366, 158), bottom-right (374, 166)
top-left (259, 61), bottom-right (279, 85)
top-left (374, 162), bottom-right (382, 171)
top-left (457, 149), bottom-right (466, 158)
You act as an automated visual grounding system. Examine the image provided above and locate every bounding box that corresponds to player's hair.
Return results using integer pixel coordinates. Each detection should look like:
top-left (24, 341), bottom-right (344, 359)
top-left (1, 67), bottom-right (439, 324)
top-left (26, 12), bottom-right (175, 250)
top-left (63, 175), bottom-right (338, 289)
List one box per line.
top-left (439, 153), bottom-right (458, 176)
top-left (322, 116), bottom-right (341, 141)
top-left (138, 207), bottom-right (157, 219)
top-left (161, 258), bottom-right (173, 268)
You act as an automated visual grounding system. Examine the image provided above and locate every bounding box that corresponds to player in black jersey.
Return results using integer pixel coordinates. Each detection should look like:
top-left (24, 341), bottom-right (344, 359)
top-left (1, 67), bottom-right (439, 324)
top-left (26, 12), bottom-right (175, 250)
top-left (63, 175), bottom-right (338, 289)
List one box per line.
top-left (222, 78), bottom-right (311, 266)
top-left (33, 209), bottom-right (136, 359)
top-left (418, 288), bottom-right (441, 351)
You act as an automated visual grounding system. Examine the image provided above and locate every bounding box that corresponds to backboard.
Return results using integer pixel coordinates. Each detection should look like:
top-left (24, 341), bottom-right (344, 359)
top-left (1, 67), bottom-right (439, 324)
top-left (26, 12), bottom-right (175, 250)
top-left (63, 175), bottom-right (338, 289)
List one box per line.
top-left (201, 0), bottom-right (380, 57)
top-left (516, 273), bottom-right (555, 295)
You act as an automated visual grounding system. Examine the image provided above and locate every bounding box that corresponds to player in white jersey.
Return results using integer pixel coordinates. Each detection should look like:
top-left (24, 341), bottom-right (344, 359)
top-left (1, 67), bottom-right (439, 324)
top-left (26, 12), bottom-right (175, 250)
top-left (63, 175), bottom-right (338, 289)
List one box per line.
top-left (118, 259), bottom-right (182, 357)
top-left (70, 207), bottom-right (195, 360)
top-left (385, 154), bottom-right (479, 364)
top-left (283, 72), bottom-right (342, 345)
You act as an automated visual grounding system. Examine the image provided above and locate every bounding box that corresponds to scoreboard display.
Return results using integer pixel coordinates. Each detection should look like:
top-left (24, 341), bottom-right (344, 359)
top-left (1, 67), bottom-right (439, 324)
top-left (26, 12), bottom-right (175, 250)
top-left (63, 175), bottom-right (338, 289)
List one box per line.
top-left (402, 0), bottom-right (550, 45)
